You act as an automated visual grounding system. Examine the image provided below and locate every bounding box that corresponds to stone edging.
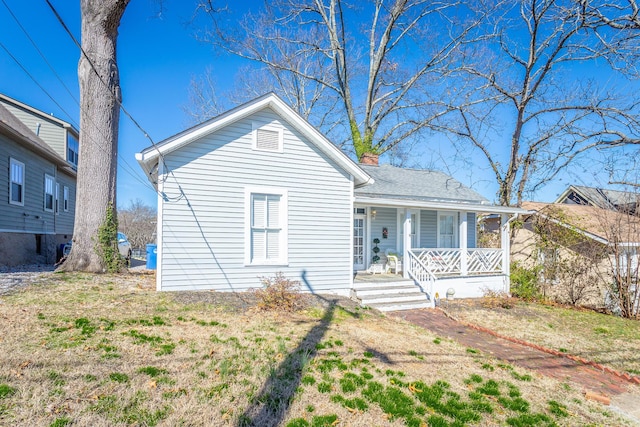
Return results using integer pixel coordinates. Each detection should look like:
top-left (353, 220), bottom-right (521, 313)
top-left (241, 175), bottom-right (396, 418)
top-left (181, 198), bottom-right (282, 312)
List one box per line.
top-left (438, 308), bottom-right (640, 386)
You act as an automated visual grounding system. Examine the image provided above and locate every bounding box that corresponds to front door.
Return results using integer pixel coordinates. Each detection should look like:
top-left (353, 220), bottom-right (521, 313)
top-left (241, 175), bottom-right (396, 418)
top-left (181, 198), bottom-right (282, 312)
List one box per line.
top-left (399, 209), bottom-right (420, 251)
top-left (354, 214), bottom-right (366, 270)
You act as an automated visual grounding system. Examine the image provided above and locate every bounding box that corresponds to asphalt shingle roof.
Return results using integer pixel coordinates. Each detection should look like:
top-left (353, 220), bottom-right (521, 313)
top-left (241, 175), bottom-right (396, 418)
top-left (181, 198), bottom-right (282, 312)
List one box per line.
top-left (355, 164), bottom-right (489, 204)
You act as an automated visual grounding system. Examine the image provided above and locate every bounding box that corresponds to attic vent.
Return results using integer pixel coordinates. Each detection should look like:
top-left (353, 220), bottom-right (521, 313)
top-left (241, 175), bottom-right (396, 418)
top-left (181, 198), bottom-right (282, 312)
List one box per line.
top-left (256, 129), bottom-right (280, 151)
top-left (253, 124), bottom-right (282, 152)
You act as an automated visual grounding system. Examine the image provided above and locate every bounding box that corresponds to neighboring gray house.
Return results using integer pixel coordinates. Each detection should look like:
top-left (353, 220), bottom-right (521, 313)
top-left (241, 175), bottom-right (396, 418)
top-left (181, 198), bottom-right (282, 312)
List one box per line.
top-left (137, 93), bottom-right (521, 310)
top-left (0, 94), bottom-right (80, 169)
top-left (0, 101), bottom-right (76, 266)
top-left (556, 185), bottom-right (639, 215)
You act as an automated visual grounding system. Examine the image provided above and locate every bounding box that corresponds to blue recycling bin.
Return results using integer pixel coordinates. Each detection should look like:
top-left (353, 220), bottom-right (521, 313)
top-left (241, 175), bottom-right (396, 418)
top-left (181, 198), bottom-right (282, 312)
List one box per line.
top-left (146, 244), bottom-right (157, 270)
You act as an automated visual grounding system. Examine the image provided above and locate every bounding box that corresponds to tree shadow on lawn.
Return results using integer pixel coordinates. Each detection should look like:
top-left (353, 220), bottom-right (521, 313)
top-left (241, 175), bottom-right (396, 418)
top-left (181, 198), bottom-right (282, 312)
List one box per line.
top-left (237, 295), bottom-right (338, 427)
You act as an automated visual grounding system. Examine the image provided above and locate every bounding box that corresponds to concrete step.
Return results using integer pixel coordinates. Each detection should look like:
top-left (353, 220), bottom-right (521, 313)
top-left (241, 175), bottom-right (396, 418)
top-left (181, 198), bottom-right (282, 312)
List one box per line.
top-left (355, 285), bottom-right (422, 297)
top-left (369, 300), bottom-right (434, 312)
top-left (360, 292), bottom-right (428, 305)
top-left (351, 280), bottom-right (433, 311)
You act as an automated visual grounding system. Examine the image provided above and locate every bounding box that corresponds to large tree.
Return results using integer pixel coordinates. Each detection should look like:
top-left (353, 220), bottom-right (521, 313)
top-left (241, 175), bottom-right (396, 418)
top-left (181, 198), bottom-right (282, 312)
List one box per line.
top-left (438, 0), bottom-right (640, 206)
top-left (198, 0), bottom-right (492, 160)
top-left (60, 0), bottom-right (130, 272)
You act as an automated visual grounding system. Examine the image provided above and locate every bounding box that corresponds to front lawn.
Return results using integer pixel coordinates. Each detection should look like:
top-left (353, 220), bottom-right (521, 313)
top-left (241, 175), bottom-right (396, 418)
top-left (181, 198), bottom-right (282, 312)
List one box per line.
top-left (0, 272), bottom-right (628, 426)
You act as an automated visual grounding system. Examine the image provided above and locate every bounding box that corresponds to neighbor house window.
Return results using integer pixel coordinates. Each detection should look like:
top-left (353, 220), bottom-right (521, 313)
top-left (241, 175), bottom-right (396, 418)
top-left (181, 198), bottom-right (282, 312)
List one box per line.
top-left (44, 174), bottom-right (54, 212)
top-left (63, 186), bottom-right (69, 212)
top-left (245, 188), bottom-right (288, 265)
top-left (252, 122), bottom-right (283, 152)
top-left (67, 134), bottom-right (79, 167)
top-left (55, 183), bottom-right (60, 214)
top-left (9, 158), bottom-right (25, 206)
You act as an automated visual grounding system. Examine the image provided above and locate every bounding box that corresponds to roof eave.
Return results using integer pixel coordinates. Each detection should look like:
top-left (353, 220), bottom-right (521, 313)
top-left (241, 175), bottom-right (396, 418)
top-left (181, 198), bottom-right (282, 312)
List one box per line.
top-left (354, 195), bottom-right (525, 214)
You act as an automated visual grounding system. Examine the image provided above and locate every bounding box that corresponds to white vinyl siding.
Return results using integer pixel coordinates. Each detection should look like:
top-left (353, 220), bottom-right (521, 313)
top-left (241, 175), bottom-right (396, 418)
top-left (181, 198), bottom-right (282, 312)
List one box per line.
top-left (158, 108), bottom-right (352, 293)
top-left (252, 122), bottom-right (283, 152)
top-left (9, 158), bottom-right (25, 206)
top-left (246, 190), bottom-right (288, 265)
top-left (44, 174), bottom-right (54, 212)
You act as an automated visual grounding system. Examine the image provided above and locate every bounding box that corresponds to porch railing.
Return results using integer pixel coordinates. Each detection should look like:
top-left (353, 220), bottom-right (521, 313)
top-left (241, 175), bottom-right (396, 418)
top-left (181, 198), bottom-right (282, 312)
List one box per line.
top-left (406, 250), bottom-right (436, 304)
top-left (410, 248), bottom-right (503, 277)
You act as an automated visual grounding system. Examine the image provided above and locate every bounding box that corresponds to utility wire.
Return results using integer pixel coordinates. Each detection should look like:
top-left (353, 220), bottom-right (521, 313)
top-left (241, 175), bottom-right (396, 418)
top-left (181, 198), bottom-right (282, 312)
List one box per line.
top-left (44, 0), bottom-right (186, 202)
top-left (0, 39), bottom-right (155, 192)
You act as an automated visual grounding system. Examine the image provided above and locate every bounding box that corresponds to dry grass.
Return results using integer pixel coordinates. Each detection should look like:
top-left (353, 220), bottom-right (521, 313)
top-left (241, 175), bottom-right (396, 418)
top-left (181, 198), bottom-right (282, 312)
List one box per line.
top-left (445, 298), bottom-right (640, 375)
top-left (0, 272), bottom-right (630, 426)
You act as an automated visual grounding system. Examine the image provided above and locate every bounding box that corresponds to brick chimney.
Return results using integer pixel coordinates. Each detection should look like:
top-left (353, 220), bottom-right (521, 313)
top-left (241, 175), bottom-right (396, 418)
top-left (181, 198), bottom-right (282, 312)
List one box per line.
top-left (360, 152), bottom-right (379, 166)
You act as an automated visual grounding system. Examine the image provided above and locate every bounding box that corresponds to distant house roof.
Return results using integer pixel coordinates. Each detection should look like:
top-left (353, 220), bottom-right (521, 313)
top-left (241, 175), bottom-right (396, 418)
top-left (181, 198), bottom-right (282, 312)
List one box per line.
top-left (136, 93), bottom-right (372, 188)
top-left (354, 164), bottom-right (522, 214)
top-left (0, 103), bottom-right (75, 175)
top-left (555, 185), bottom-right (639, 213)
top-left (522, 201), bottom-right (640, 246)
top-left (0, 93), bottom-right (79, 137)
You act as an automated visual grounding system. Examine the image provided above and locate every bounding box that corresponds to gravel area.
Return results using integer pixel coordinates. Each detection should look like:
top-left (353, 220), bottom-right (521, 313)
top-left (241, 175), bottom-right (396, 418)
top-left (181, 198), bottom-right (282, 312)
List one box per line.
top-left (0, 264), bottom-right (55, 296)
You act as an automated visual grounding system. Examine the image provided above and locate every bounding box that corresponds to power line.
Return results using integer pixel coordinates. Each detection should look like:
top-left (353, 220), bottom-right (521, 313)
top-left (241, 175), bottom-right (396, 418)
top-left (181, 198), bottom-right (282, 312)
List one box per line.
top-left (44, 0), bottom-right (186, 203)
top-left (0, 39), bottom-right (155, 193)
top-left (0, 0), bottom-right (161, 193)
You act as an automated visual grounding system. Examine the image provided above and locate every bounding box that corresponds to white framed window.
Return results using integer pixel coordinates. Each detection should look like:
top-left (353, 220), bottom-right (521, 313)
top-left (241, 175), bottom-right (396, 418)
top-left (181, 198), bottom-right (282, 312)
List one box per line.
top-left (63, 186), bottom-right (69, 212)
top-left (252, 122), bottom-right (284, 153)
top-left (437, 211), bottom-right (458, 248)
top-left (55, 183), bottom-right (60, 214)
top-left (245, 187), bottom-right (288, 265)
top-left (9, 158), bottom-right (25, 206)
top-left (44, 174), bottom-right (54, 212)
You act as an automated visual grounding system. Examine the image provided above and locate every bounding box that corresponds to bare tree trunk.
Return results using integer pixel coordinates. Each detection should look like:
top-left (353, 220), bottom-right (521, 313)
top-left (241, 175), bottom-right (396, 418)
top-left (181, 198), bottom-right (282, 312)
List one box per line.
top-left (59, 0), bottom-right (130, 272)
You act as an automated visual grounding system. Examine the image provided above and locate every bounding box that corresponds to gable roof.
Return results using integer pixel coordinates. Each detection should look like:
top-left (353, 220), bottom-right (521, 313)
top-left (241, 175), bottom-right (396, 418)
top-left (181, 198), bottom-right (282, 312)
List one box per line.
top-left (0, 103), bottom-right (76, 176)
top-left (555, 185), bottom-right (639, 212)
top-left (0, 93), bottom-right (79, 137)
top-left (353, 164), bottom-right (523, 214)
top-left (356, 164), bottom-right (488, 203)
top-left (136, 93), bottom-right (372, 187)
top-left (522, 201), bottom-right (640, 246)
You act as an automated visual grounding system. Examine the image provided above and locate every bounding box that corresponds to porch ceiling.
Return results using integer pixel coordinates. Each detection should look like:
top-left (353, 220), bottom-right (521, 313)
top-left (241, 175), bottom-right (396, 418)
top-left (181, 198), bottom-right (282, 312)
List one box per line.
top-left (354, 196), bottom-right (525, 215)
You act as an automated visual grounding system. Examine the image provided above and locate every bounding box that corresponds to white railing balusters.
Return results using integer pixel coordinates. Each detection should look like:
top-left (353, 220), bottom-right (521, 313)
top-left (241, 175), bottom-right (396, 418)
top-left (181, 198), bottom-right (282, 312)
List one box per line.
top-left (409, 248), bottom-right (503, 277)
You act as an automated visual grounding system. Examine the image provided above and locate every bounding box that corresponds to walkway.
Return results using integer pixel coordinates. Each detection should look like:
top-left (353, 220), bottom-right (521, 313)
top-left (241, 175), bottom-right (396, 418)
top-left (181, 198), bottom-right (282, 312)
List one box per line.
top-left (391, 308), bottom-right (640, 423)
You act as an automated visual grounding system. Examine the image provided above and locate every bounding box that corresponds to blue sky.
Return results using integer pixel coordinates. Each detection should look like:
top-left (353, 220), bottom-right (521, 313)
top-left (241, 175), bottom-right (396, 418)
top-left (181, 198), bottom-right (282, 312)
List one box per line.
top-left (1, 0), bottom-right (235, 208)
top-left (1, 1), bottom-right (635, 209)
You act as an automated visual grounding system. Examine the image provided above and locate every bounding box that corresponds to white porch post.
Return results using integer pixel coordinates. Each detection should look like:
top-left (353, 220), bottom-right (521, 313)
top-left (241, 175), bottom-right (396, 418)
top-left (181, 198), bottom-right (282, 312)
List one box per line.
top-left (501, 214), bottom-right (511, 289)
top-left (459, 211), bottom-right (468, 275)
top-left (403, 209), bottom-right (411, 279)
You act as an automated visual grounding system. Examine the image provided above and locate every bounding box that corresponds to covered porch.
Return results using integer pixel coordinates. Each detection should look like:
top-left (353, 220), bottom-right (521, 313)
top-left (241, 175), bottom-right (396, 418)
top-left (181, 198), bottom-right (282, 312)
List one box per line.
top-left (353, 199), bottom-right (521, 307)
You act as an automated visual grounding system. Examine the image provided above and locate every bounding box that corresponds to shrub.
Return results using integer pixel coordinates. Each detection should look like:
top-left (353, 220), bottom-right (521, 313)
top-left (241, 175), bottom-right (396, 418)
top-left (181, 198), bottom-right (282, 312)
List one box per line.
top-left (252, 272), bottom-right (307, 311)
top-left (481, 288), bottom-right (516, 309)
top-left (510, 262), bottom-right (542, 301)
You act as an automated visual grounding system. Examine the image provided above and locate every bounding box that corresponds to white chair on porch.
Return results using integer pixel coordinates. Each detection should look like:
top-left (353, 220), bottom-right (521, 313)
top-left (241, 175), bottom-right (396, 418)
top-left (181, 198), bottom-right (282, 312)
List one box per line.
top-left (385, 250), bottom-right (402, 274)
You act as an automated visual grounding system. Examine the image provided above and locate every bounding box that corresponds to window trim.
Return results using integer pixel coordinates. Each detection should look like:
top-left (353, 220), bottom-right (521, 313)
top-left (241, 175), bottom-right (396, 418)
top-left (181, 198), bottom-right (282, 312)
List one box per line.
top-left (63, 186), bottom-right (69, 212)
top-left (252, 122), bottom-right (284, 153)
top-left (9, 158), bottom-right (25, 206)
top-left (44, 174), bottom-right (55, 212)
top-left (244, 186), bottom-right (288, 266)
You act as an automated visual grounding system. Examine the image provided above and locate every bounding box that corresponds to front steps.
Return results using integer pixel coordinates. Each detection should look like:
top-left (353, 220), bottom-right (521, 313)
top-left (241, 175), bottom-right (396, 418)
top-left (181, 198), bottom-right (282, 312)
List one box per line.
top-left (351, 275), bottom-right (433, 311)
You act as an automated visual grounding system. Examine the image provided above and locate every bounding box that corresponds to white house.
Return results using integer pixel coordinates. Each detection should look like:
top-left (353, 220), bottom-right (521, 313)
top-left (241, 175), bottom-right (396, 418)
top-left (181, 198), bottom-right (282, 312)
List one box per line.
top-left (136, 93), bottom-right (521, 310)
